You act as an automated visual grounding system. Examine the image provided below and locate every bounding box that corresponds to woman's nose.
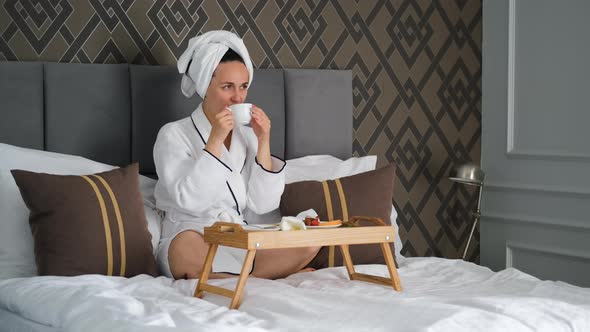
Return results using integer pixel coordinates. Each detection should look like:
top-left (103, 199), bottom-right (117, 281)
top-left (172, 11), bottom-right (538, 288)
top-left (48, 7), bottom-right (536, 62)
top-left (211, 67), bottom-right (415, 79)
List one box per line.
top-left (231, 89), bottom-right (246, 103)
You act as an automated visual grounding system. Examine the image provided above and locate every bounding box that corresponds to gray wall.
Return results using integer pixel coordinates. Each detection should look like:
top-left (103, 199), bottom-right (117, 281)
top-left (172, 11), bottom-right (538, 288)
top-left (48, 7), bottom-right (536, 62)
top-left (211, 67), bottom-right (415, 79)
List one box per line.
top-left (481, 0), bottom-right (590, 287)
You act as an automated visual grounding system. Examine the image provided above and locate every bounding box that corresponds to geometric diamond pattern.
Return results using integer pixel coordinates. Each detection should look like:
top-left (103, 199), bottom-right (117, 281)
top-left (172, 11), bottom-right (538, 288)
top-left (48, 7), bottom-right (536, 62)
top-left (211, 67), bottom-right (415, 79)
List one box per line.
top-left (438, 59), bottom-right (481, 130)
top-left (387, 0), bottom-right (434, 67)
top-left (0, 0), bottom-right (482, 262)
top-left (4, 0), bottom-right (73, 54)
top-left (147, 1), bottom-right (208, 58)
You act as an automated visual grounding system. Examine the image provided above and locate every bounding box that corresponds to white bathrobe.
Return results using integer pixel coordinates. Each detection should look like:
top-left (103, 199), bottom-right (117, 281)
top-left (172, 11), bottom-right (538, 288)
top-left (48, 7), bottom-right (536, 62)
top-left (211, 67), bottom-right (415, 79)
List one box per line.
top-left (153, 104), bottom-right (285, 275)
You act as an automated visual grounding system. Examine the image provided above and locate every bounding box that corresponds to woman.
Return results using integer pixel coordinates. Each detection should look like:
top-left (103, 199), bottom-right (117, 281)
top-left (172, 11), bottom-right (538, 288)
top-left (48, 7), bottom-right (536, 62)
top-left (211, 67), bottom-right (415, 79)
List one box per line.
top-left (153, 30), bottom-right (319, 280)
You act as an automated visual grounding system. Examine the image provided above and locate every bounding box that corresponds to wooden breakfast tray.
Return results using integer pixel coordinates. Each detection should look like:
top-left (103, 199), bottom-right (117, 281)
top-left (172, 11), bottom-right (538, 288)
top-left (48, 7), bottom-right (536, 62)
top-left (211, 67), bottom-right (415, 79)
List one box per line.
top-left (194, 222), bottom-right (402, 309)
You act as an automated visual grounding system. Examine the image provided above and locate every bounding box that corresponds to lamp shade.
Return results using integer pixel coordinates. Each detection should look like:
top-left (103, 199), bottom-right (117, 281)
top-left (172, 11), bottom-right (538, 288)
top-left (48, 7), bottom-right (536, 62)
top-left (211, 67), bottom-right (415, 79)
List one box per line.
top-left (449, 163), bottom-right (485, 186)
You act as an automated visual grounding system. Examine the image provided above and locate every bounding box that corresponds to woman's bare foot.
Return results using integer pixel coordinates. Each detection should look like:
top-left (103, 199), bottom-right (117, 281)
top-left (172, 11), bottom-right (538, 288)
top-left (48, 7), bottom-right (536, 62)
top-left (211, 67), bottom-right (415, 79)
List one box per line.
top-left (295, 267), bottom-right (316, 274)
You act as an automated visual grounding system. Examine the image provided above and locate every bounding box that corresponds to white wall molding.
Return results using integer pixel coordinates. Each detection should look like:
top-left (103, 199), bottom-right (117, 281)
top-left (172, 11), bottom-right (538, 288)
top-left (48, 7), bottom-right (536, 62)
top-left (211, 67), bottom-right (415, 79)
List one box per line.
top-left (483, 0), bottom-right (590, 286)
top-left (504, 0), bottom-right (590, 161)
top-left (506, 149), bottom-right (590, 161)
top-left (506, 0), bottom-right (516, 154)
top-left (483, 212), bottom-right (590, 233)
top-left (506, 241), bottom-right (590, 269)
top-left (485, 181), bottom-right (590, 197)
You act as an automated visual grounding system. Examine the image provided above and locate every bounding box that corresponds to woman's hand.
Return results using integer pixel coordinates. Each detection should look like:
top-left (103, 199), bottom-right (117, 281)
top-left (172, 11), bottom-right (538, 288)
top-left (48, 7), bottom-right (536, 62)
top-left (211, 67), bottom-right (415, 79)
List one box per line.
top-left (205, 107), bottom-right (233, 157)
top-left (250, 105), bottom-right (271, 143)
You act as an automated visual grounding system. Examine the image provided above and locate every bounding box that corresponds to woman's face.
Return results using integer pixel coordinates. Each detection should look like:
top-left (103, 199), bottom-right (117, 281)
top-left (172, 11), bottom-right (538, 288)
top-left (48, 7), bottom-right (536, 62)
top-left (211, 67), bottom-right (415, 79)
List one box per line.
top-left (204, 61), bottom-right (249, 112)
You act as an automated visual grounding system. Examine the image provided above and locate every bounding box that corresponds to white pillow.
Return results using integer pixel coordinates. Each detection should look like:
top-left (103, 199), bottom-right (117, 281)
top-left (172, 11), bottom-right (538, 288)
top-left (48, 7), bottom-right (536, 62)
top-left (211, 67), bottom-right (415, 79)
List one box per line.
top-left (0, 171), bottom-right (36, 278)
top-left (137, 175), bottom-right (162, 255)
top-left (285, 155), bottom-right (377, 184)
top-left (0, 143), bottom-right (162, 279)
top-left (244, 154), bottom-right (404, 263)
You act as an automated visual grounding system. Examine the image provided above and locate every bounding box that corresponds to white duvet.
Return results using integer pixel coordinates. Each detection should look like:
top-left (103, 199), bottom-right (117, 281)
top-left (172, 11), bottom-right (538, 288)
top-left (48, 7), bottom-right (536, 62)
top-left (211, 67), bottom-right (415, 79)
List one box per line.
top-left (1, 257), bottom-right (590, 332)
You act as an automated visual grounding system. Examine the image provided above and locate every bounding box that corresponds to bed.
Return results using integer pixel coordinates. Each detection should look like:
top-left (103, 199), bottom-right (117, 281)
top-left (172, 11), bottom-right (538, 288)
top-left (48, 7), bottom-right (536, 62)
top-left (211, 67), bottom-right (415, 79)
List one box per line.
top-left (1, 61), bottom-right (590, 332)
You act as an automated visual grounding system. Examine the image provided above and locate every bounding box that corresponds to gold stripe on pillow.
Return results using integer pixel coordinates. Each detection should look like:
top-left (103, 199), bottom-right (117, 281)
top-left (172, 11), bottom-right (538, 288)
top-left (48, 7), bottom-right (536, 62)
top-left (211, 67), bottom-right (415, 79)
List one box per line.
top-left (92, 175), bottom-right (126, 277)
top-left (321, 180), bottom-right (334, 221)
top-left (81, 175), bottom-right (113, 276)
top-left (334, 178), bottom-right (349, 222)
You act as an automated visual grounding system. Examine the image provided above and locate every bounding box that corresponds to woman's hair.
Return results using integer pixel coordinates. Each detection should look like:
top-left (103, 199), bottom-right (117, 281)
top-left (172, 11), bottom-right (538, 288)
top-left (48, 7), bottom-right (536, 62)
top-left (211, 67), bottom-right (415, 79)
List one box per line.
top-left (186, 49), bottom-right (244, 76)
top-left (220, 48), bottom-right (244, 64)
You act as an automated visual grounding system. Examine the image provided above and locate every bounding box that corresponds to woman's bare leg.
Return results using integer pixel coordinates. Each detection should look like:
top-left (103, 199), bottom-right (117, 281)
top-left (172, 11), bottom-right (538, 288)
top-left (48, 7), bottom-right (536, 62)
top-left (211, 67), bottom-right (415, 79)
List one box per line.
top-left (251, 246), bottom-right (321, 279)
top-left (168, 230), bottom-right (235, 280)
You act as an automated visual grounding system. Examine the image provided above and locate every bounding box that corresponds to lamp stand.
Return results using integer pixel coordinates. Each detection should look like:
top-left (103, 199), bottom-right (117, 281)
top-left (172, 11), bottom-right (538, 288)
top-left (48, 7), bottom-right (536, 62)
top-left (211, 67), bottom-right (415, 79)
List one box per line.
top-left (462, 185), bottom-right (483, 260)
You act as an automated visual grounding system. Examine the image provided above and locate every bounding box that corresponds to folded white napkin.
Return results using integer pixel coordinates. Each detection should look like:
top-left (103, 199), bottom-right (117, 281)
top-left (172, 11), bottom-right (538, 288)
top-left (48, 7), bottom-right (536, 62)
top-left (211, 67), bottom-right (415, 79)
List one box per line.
top-left (279, 209), bottom-right (319, 231)
top-left (279, 217), bottom-right (306, 231)
top-left (295, 208), bottom-right (319, 221)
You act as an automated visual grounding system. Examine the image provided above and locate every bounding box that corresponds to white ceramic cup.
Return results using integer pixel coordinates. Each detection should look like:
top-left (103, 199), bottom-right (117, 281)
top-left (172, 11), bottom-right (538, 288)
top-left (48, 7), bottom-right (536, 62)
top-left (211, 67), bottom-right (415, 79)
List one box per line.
top-left (228, 103), bottom-right (253, 126)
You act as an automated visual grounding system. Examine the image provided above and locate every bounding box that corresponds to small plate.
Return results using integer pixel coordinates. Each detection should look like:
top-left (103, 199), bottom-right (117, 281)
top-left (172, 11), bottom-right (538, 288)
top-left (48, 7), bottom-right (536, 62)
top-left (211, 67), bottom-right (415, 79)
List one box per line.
top-left (243, 224), bottom-right (280, 231)
top-left (306, 224), bottom-right (342, 229)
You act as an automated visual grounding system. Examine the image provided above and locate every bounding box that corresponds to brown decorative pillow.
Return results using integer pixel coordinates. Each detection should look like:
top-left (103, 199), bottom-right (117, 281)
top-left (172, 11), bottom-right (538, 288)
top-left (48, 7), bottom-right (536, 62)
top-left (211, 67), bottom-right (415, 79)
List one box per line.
top-left (280, 164), bottom-right (397, 269)
top-left (11, 163), bottom-right (158, 277)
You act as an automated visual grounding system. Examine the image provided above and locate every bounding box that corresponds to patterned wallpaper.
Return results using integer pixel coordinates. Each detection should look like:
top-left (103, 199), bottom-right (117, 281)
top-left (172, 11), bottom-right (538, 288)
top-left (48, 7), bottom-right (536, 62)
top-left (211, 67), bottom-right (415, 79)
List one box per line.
top-left (0, 0), bottom-right (482, 261)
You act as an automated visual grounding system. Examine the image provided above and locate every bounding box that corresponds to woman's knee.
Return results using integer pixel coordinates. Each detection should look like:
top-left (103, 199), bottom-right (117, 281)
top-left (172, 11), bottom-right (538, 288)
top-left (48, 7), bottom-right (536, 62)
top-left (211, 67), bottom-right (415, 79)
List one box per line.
top-left (299, 246), bottom-right (322, 263)
top-left (300, 246), bottom-right (321, 269)
top-left (168, 231), bottom-right (208, 279)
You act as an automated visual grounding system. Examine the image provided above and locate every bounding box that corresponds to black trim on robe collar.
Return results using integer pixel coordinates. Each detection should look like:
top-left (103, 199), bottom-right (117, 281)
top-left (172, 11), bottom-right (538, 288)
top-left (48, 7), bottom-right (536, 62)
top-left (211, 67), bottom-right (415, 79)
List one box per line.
top-left (192, 112), bottom-right (240, 216)
top-left (226, 181), bottom-right (241, 216)
top-left (192, 114), bottom-right (233, 172)
top-left (191, 115), bottom-right (206, 145)
top-left (203, 149), bottom-right (233, 172)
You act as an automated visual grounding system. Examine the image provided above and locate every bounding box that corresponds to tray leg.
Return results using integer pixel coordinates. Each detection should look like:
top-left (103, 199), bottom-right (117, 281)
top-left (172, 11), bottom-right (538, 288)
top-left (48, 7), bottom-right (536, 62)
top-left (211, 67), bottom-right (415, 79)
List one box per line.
top-left (340, 243), bottom-right (402, 292)
top-left (380, 243), bottom-right (402, 291)
top-left (194, 243), bottom-right (218, 298)
top-left (229, 249), bottom-right (257, 309)
top-left (339, 244), bottom-right (356, 279)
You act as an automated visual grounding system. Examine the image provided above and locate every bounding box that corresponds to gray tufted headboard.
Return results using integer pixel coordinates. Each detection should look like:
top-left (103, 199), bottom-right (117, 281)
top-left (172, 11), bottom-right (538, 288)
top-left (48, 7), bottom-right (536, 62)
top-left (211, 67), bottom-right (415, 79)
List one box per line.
top-left (0, 62), bottom-right (352, 176)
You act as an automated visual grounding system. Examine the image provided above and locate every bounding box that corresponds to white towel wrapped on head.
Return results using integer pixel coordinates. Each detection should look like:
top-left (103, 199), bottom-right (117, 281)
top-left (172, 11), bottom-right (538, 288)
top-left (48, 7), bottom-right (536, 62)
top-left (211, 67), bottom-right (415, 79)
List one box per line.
top-left (177, 30), bottom-right (254, 98)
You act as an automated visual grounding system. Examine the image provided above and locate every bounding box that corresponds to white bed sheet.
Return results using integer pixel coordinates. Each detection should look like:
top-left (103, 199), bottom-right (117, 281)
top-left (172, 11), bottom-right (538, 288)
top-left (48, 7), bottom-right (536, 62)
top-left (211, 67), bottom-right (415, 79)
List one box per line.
top-left (0, 307), bottom-right (59, 332)
top-left (1, 257), bottom-right (589, 332)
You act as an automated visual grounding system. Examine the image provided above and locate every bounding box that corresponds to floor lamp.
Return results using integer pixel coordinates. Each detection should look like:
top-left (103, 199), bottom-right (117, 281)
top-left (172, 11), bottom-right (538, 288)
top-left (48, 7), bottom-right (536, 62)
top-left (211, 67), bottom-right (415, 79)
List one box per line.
top-left (449, 163), bottom-right (485, 260)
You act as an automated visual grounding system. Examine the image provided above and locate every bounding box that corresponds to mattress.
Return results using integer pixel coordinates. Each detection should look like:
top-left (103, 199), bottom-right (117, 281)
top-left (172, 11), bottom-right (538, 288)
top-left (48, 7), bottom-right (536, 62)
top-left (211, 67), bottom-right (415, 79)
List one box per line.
top-left (1, 257), bottom-right (589, 332)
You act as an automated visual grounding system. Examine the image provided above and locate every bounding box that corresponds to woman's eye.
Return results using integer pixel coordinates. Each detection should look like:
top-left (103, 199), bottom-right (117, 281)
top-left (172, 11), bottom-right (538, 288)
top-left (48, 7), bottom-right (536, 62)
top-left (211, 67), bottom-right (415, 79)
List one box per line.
top-left (223, 85), bottom-right (231, 90)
